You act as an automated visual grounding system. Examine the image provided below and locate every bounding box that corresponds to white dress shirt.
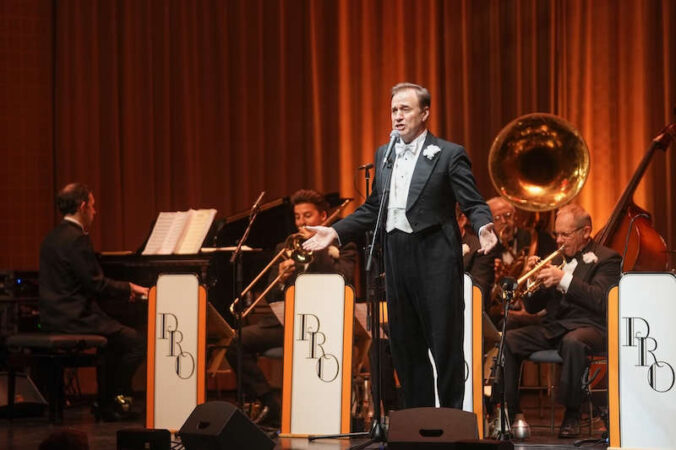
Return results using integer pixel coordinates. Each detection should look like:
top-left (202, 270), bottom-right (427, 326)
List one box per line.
top-left (386, 131), bottom-right (427, 233)
top-left (558, 258), bottom-right (577, 293)
top-left (64, 216), bottom-right (86, 233)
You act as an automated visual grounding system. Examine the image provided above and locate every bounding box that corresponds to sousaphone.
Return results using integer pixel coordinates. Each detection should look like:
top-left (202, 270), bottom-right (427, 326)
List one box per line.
top-left (489, 113), bottom-right (590, 212)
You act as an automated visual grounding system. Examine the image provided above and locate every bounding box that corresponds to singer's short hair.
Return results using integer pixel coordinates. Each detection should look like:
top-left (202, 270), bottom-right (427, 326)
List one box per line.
top-left (56, 183), bottom-right (92, 216)
top-left (391, 82), bottom-right (431, 109)
top-left (557, 204), bottom-right (592, 228)
top-left (290, 189), bottom-right (329, 214)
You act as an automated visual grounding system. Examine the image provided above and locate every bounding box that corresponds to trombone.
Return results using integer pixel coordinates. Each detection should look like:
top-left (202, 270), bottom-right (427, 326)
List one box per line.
top-left (229, 198), bottom-right (352, 318)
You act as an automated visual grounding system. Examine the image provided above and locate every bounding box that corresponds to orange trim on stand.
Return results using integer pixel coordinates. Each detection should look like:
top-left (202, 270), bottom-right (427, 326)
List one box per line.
top-left (146, 286), bottom-right (157, 429)
top-left (607, 286), bottom-right (620, 448)
top-left (197, 285), bottom-right (207, 404)
top-left (472, 285), bottom-right (484, 437)
top-left (281, 286), bottom-right (295, 435)
top-left (340, 286), bottom-right (355, 433)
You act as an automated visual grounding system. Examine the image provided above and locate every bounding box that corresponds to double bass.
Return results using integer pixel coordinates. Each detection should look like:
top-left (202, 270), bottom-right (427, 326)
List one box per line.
top-left (595, 123), bottom-right (676, 271)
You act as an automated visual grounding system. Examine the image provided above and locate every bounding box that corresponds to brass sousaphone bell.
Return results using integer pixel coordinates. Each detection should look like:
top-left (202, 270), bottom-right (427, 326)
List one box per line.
top-left (488, 113), bottom-right (590, 212)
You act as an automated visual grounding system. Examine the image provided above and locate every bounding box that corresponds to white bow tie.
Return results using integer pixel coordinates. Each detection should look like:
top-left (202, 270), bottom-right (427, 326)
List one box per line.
top-left (395, 142), bottom-right (415, 157)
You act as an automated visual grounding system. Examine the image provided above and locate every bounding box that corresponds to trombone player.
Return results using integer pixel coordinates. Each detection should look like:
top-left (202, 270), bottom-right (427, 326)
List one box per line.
top-left (225, 189), bottom-right (357, 428)
top-left (502, 204), bottom-right (621, 438)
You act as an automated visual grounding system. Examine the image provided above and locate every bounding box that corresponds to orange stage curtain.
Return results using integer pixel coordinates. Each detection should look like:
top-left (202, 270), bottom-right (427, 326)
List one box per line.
top-left (1, 0), bottom-right (675, 269)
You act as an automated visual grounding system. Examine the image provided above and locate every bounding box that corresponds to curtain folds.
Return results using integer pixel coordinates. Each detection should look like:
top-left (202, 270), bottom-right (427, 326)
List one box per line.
top-left (2, 0), bottom-right (674, 268)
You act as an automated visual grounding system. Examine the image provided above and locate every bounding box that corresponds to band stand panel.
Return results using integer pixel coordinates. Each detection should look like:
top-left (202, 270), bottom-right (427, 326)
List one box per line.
top-left (608, 273), bottom-right (676, 449)
top-left (462, 274), bottom-right (484, 437)
top-left (146, 273), bottom-right (206, 431)
top-left (280, 273), bottom-right (354, 437)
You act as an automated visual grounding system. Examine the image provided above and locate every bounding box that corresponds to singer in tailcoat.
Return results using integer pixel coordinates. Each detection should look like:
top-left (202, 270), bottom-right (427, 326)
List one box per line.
top-left (324, 84), bottom-right (495, 409)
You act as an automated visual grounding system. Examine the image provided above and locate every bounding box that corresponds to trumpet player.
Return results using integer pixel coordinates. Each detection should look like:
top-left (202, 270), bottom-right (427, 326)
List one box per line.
top-left (225, 189), bottom-right (357, 428)
top-left (502, 204), bottom-right (621, 438)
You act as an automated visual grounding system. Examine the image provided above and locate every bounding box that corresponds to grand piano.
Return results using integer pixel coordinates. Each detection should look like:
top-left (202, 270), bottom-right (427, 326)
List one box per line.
top-left (98, 193), bottom-right (345, 328)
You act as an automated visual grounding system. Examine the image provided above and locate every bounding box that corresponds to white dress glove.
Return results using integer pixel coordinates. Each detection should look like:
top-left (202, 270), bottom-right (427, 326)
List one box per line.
top-left (478, 223), bottom-right (498, 254)
top-left (302, 226), bottom-right (339, 251)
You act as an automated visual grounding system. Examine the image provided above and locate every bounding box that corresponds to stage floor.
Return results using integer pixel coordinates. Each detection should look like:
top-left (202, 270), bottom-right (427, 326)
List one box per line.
top-left (0, 392), bottom-right (608, 449)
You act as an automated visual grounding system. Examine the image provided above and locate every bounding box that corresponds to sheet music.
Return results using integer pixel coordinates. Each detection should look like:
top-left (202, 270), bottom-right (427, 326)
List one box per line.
top-left (270, 301), bottom-right (285, 325)
top-left (142, 212), bottom-right (189, 255)
top-left (175, 209), bottom-right (217, 254)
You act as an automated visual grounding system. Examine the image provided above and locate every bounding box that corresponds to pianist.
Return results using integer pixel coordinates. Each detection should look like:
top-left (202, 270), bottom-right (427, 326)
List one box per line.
top-left (226, 189), bottom-right (358, 428)
top-left (39, 182), bottom-right (148, 421)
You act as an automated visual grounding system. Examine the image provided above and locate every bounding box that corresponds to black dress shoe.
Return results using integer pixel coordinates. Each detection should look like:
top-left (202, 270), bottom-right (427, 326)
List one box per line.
top-left (252, 404), bottom-right (281, 429)
top-left (92, 396), bottom-right (139, 422)
top-left (559, 416), bottom-right (581, 438)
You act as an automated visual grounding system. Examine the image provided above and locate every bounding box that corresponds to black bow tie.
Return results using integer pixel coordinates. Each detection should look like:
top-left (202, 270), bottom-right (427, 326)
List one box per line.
top-left (564, 251), bottom-right (583, 263)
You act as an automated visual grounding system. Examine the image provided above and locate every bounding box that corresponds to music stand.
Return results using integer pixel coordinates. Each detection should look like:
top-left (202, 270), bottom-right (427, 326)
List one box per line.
top-left (230, 192), bottom-right (265, 408)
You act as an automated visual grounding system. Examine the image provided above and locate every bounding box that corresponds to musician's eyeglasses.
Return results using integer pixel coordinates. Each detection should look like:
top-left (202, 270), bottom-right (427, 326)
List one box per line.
top-left (493, 212), bottom-right (513, 222)
top-left (553, 226), bottom-right (585, 239)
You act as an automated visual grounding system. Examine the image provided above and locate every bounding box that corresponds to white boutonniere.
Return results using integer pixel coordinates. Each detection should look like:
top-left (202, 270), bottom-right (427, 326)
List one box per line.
top-left (462, 243), bottom-right (470, 256)
top-left (328, 245), bottom-right (340, 260)
top-left (582, 251), bottom-right (598, 264)
top-left (422, 144), bottom-right (441, 160)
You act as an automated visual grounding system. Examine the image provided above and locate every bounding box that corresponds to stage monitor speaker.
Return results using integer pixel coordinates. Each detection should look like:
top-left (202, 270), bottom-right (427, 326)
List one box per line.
top-left (117, 428), bottom-right (170, 450)
top-left (178, 401), bottom-right (274, 450)
top-left (388, 407), bottom-right (512, 449)
top-left (0, 372), bottom-right (47, 418)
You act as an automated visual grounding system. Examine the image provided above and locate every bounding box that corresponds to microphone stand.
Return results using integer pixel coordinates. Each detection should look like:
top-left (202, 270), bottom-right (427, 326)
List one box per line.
top-left (308, 158), bottom-right (392, 449)
top-left (230, 191), bottom-right (264, 409)
top-left (354, 158), bottom-right (390, 449)
top-left (494, 277), bottom-right (516, 441)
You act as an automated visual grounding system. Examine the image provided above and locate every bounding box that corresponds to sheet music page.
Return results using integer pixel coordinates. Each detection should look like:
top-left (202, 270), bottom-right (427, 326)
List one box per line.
top-left (141, 212), bottom-right (187, 255)
top-left (269, 301), bottom-right (285, 325)
top-left (174, 209), bottom-right (217, 254)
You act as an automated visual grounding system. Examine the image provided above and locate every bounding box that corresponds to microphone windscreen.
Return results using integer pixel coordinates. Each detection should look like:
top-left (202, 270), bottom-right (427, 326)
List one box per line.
top-left (500, 276), bottom-right (517, 291)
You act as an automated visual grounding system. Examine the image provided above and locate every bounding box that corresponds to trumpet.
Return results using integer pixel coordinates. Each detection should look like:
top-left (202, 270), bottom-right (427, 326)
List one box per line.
top-left (515, 246), bottom-right (565, 297)
top-left (229, 198), bottom-right (352, 318)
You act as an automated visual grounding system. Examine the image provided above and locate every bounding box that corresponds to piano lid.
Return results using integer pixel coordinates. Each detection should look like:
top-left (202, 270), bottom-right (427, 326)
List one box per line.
top-left (130, 193), bottom-right (344, 254)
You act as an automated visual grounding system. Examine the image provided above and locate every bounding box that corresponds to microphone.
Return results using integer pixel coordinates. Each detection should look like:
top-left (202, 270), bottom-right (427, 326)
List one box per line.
top-left (501, 276), bottom-right (518, 292)
top-left (381, 130), bottom-right (401, 169)
top-left (358, 163), bottom-right (374, 170)
top-left (249, 191), bottom-right (265, 218)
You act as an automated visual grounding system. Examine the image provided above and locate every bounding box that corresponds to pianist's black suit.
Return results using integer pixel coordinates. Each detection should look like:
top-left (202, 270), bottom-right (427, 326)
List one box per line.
top-left (39, 220), bottom-right (145, 408)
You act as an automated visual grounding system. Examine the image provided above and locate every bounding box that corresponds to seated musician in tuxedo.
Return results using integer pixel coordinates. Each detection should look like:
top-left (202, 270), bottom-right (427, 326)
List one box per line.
top-left (502, 204), bottom-right (621, 438)
top-left (487, 196), bottom-right (557, 327)
top-left (226, 189), bottom-right (357, 428)
top-left (39, 183), bottom-right (148, 421)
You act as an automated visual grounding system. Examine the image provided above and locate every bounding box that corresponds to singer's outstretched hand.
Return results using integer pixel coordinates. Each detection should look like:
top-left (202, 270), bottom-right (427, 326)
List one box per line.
top-left (302, 226), bottom-right (338, 251)
top-left (478, 223), bottom-right (498, 254)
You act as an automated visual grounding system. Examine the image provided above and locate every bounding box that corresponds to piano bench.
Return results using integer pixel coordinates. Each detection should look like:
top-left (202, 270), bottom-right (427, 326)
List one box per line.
top-left (4, 332), bottom-right (107, 424)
